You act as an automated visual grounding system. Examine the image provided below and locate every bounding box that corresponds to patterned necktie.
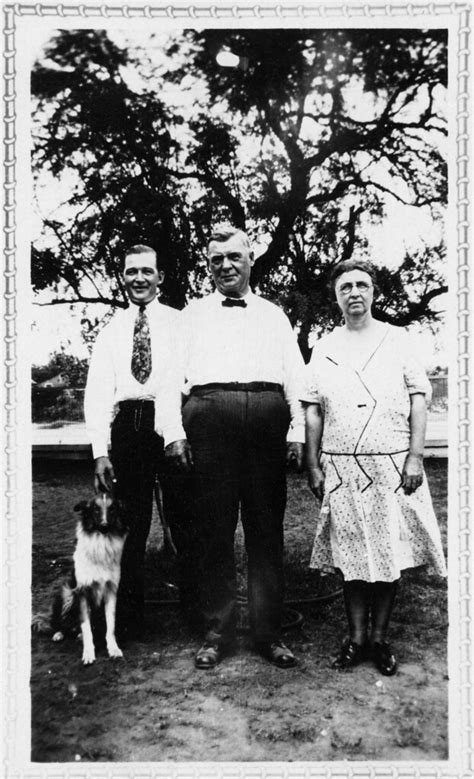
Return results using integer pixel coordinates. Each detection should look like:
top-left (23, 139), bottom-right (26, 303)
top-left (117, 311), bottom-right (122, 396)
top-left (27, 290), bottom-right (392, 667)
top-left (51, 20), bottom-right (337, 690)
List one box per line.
top-left (131, 304), bottom-right (152, 383)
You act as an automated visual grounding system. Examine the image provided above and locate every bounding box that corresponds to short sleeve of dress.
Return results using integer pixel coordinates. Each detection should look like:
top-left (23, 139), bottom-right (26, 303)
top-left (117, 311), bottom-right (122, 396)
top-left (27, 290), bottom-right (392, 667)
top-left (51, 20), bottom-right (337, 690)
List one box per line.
top-left (400, 330), bottom-right (432, 403)
top-left (299, 348), bottom-right (322, 404)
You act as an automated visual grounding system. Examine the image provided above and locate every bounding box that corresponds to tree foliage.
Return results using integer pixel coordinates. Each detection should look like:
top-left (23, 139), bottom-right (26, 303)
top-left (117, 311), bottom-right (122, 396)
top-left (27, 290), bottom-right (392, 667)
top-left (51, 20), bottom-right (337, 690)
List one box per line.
top-left (31, 27), bottom-right (447, 357)
top-left (32, 351), bottom-right (89, 387)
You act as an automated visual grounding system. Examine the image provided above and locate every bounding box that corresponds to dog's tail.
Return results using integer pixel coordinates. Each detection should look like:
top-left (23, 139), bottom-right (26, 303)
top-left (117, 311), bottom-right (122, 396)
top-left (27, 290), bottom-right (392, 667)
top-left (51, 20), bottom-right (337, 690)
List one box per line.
top-left (51, 582), bottom-right (78, 634)
top-left (32, 581), bottom-right (79, 637)
top-left (31, 612), bottom-right (53, 635)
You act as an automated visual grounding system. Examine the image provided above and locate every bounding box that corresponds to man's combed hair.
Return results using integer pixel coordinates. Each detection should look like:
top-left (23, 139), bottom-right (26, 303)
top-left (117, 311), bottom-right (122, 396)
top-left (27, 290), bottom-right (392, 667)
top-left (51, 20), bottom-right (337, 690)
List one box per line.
top-left (126, 244), bottom-right (156, 257)
top-left (208, 224), bottom-right (251, 253)
top-left (122, 244), bottom-right (163, 272)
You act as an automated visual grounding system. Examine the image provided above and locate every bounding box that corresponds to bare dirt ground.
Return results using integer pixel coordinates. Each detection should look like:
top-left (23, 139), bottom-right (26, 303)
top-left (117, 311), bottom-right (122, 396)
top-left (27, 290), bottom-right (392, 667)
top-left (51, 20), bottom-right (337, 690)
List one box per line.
top-left (31, 459), bottom-right (448, 764)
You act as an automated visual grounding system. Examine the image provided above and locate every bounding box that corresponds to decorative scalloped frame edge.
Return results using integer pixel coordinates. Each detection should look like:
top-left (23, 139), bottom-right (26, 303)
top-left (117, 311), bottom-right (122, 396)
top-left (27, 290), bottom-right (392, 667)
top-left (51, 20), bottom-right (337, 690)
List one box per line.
top-left (2, 2), bottom-right (471, 778)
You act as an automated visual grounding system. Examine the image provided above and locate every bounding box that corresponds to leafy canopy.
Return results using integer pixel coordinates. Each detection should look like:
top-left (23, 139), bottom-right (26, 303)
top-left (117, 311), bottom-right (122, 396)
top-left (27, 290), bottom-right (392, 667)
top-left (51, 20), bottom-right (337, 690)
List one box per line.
top-left (31, 27), bottom-right (447, 356)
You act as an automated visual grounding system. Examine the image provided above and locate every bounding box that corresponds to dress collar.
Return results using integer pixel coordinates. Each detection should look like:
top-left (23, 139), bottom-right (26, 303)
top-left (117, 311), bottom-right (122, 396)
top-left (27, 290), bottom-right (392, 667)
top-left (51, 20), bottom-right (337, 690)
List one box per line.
top-left (323, 323), bottom-right (390, 371)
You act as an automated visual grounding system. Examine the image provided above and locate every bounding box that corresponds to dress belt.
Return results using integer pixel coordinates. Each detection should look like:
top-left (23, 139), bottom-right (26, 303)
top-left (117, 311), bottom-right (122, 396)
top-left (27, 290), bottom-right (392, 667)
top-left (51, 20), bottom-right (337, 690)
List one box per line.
top-left (118, 400), bottom-right (155, 432)
top-left (119, 399), bottom-right (154, 410)
top-left (191, 382), bottom-right (283, 393)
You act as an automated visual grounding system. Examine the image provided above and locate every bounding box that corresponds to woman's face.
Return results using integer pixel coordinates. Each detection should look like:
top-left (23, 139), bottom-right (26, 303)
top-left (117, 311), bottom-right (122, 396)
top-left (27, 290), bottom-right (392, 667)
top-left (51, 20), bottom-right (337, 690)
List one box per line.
top-left (334, 269), bottom-right (374, 319)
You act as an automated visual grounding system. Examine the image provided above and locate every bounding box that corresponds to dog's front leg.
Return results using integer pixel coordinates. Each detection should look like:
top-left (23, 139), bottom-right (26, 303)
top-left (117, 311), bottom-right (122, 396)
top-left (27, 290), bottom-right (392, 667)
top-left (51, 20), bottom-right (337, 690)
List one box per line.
top-left (79, 595), bottom-right (95, 665)
top-left (104, 585), bottom-right (123, 659)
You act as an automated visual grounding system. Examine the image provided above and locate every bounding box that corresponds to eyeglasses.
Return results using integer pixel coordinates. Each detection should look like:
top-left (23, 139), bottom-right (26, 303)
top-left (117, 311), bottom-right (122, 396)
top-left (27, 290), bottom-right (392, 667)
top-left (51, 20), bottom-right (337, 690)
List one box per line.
top-left (337, 281), bottom-right (372, 296)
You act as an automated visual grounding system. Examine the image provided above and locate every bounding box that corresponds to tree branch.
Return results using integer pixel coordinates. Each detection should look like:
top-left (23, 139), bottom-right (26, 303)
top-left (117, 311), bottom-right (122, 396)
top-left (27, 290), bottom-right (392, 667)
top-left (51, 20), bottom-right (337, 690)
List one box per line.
top-left (34, 296), bottom-right (127, 307)
top-left (166, 166), bottom-right (246, 226)
top-left (305, 178), bottom-right (357, 208)
top-left (341, 205), bottom-right (363, 261)
top-left (377, 285), bottom-right (448, 326)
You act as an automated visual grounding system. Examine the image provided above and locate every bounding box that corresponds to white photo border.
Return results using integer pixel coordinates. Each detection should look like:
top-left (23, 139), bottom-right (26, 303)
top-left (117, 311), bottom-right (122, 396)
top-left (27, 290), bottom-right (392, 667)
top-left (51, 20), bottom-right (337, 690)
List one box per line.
top-left (2, 2), bottom-right (472, 778)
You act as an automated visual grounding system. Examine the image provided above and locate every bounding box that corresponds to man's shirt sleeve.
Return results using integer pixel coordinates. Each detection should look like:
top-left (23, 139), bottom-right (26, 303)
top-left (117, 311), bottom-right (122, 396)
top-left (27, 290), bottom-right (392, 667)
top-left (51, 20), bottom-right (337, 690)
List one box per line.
top-left (154, 309), bottom-right (187, 447)
top-left (280, 312), bottom-right (306, 443)
top-left (84, 327), bottom-right (116, 459)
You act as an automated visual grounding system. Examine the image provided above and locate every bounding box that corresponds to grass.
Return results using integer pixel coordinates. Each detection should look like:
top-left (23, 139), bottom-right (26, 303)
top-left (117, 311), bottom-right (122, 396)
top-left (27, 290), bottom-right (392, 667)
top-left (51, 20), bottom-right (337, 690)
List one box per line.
top-left (32, 457), bottom-right (447, 627)
top-left (31, 458), bottom-right (448, 763)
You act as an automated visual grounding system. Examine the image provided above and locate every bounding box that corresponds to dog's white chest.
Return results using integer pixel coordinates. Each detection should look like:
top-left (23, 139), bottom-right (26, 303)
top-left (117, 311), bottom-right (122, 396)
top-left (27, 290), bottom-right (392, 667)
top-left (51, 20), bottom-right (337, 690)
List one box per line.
top-left (74, 529), bottom-right (125, 588)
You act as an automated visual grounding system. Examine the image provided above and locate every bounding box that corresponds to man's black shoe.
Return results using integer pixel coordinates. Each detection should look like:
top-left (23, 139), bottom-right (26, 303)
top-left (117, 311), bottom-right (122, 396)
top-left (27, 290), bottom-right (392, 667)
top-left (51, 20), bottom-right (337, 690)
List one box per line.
top-left (256, 640), bottom-right (297, 669)
top-left (195, 642), bottom-right (223, 669)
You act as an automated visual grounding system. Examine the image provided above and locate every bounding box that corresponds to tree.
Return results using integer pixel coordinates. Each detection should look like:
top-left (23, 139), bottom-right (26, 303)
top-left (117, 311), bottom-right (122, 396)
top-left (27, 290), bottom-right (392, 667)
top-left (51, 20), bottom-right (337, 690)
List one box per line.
top-left (31, 28), bottom-right (447, 357)
top-left (32, 30), bottom-right (202, 310)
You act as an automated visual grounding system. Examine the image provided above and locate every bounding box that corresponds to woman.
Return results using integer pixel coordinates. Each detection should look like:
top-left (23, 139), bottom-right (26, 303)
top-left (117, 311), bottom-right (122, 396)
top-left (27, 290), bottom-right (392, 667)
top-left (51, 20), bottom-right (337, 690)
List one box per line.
top-left (301, 258), bottom-right (446, 675)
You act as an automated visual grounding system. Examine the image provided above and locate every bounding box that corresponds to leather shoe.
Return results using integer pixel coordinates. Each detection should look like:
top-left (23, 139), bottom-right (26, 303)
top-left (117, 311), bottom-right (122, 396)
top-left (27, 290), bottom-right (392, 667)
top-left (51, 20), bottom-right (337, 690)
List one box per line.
top-left (372, 641), bottom-right (397, 676)
top-left (332, 639), bottom-right (365, 671)
top-left (257, 640), bottom-right (297, 669)
top-left (195, 642), bottom-right (223, 669)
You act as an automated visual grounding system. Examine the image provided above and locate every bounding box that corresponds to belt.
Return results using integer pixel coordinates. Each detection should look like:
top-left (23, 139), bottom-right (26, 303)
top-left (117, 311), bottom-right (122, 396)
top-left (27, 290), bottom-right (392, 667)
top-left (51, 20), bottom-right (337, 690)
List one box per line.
top-left (191, 382), bottom-right (283, 393)
top-left (117, 399), bottom-right (155, 432)
top-left (119, 400), bottom-right (154, 410)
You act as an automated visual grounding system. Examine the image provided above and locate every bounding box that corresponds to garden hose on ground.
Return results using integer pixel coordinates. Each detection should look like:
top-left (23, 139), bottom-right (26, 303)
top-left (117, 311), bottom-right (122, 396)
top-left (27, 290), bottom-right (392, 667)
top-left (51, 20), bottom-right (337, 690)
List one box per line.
top-left (145, 583), bottom-right (344, 633)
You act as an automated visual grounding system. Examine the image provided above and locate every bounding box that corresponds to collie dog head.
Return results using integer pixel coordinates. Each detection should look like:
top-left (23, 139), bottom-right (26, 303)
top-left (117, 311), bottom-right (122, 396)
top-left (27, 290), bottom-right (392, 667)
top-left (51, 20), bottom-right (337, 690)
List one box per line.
top-left (74, 494), bottom-right (128, 536)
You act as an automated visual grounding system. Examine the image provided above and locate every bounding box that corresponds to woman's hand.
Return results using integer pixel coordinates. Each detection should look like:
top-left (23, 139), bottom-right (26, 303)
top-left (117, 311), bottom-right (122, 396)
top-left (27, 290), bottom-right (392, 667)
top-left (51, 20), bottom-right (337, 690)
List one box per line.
top-left (305, 403), bottom-right (325, 500)
top-left (308, 465), bottom-right (325, 501)
top-left (404, 393), bottom-right (426, 494)
top-left (402, 452), bottom-right (424, 494)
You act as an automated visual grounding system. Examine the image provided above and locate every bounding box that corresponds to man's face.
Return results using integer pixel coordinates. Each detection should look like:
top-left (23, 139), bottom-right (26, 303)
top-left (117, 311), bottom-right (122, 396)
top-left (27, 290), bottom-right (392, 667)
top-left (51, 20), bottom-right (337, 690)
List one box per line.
top-left (208, 234), bottom-right (255, 298)
top-left (334, 269), bottom-right (374, 319)
top-left (122, 252), bottom-right (164, 305)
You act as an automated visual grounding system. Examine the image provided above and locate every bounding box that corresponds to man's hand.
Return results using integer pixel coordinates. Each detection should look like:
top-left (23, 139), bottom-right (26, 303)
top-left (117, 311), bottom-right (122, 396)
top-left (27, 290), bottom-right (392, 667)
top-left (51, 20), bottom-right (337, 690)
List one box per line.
top-left (286, 442), bottom-right (304, 472)
top-left (165, 439), bottom-right (194, 471)
top-left (94, 456), bottom-right (116, 493)
top-left (402, 453), bottom-right (424, 494)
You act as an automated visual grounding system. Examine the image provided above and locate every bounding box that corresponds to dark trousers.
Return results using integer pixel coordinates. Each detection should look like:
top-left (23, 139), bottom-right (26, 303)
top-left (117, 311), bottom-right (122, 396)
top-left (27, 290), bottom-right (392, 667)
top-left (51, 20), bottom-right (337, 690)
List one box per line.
top-left (182, 388), bottom-right (290, 645)
top-left (162, 468), bottom-right (203, 631)
top-left (111, 401), bottom-right (164, 629)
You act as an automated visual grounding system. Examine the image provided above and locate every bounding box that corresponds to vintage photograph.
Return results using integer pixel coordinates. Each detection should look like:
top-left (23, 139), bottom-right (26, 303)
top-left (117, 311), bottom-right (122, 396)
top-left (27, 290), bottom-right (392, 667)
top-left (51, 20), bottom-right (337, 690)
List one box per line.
top-left (1, 3), bottom-right (471, 778)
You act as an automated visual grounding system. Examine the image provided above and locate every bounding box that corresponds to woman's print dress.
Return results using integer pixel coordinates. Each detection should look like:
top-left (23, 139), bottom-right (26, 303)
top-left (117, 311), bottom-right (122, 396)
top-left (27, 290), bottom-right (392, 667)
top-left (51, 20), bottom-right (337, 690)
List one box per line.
top-left (301, 324), bottom-right (447, 583)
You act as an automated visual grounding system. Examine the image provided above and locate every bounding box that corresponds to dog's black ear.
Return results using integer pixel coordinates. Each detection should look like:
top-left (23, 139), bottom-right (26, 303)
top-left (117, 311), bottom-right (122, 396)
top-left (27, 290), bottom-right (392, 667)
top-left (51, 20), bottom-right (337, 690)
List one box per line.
top-left (74, 500), bottom-right (88, 513)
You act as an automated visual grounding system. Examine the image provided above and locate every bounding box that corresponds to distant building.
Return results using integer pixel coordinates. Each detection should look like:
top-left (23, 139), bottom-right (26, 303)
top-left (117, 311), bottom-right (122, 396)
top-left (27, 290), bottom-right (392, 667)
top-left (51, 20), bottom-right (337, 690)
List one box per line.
top-left (37, 373), bottom-right (68, 389)
top-left (428, 372), bottom-right (448, 411)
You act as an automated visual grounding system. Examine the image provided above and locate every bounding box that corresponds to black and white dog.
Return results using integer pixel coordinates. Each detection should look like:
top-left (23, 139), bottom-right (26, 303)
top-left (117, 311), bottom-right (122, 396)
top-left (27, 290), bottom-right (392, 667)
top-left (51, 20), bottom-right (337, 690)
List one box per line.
top-left (38, 493), bottom-right (128, 665)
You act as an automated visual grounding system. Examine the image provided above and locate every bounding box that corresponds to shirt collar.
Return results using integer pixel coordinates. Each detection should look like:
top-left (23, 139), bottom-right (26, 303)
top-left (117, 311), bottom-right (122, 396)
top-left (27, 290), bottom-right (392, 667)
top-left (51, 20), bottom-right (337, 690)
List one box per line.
top-left (213, 289), bottom-right (254, 305)
top-left (128, 297), bottom-right (159, 311)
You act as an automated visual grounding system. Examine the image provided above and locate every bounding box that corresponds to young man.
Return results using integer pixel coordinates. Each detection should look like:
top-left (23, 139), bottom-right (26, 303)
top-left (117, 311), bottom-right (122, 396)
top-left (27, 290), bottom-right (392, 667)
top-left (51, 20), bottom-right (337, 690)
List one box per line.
top-left (84, 245), bottom-right (191, 638)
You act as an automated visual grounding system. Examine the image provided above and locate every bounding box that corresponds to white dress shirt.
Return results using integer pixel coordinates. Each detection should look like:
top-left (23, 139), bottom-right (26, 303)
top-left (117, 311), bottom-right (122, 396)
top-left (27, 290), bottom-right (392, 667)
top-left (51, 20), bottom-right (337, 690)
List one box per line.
top-left (84, 299), bottom-right (185, 458)
top-left (181, 290), bottom-right (305, 442)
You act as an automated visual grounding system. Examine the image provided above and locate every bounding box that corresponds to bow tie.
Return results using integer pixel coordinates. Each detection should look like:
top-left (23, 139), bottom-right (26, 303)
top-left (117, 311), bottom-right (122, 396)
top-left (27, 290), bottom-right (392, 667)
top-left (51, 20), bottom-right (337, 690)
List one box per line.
top-left (222, 297), bottom-right (247, 308)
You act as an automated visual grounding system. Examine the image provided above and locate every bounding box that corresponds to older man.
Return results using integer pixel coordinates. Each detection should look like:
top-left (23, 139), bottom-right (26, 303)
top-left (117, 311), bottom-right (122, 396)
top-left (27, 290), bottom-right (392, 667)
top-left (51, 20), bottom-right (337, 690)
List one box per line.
top-left (84, 244), bottom-right (191, 638)
top-left (181, 225), bottom-right (305, 669)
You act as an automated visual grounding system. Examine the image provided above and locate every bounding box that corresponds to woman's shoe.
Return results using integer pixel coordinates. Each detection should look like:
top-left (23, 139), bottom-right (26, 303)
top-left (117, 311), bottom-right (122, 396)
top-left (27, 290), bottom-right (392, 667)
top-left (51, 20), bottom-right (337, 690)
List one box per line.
top-left (332, 639), bottom-right (365, 670)
top-left (372, 641), bottom-right (397, 676)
